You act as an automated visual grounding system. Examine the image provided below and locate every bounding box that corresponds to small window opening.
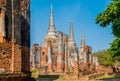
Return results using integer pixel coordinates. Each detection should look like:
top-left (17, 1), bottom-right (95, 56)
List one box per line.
top-left (42, 51), bottom-right (45, 55)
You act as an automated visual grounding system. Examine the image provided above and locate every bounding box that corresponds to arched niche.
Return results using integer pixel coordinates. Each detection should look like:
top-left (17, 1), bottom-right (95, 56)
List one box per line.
top-left (0, 0), bottom-right (6, 6)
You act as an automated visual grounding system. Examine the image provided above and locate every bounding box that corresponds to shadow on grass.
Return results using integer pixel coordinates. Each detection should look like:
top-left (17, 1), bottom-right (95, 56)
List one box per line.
top-left (96, 75), bottom-right (120, 81)
top-left (23, 77), bottom-right (36, 81)
top-left (36, 75), bottom-right (60, 81)
top-left (99, 78), bottom-right (120, 81)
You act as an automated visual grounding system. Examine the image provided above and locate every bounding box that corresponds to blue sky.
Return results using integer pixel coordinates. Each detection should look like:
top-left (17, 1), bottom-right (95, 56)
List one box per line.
top-left (31, 0), bottom-right (114, 52)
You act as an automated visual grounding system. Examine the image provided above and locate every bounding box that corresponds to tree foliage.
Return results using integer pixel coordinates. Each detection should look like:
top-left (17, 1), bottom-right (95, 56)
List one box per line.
top-left (96, 0), bottom-right (120, 62)
top-left (108, 38), bottom-right (120, 60)
top-left (94, 50), bottom-right (115, 66)
top-left (96, 0), bottom-right (120, 37)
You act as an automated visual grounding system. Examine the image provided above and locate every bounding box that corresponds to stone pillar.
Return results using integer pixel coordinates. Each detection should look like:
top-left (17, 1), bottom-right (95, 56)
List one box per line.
top-left (57, 31), bottom-right (63, 72)
top-left (11, 0), bottom-right (22, 73)
top-left (47, 40), bottom-right (52, 72)
top-left (74, 51), bottom-right (79, 76)
top-left (63, 34), bottom-right (68, 72)
top-left (39, 46), bottom-right (41, 67)
top-left (39, 46), bottom-right (41, 68)
top-left (92, 56), bottom-right (95, 71)
top-left (94, 56), bottom-right (99, 70)
top-left (31, 47), bottom-right (35, 68)
top-left (89, 47), bottom-right (93, 72)
top-left (12, 44), bottom-right (22, 73)
top-left (83, 52), bottom-right (87, 71)
top-left (20, 0), bottom-right (30, 73)
top-left (89, 54), bottom-right (93, 72)
top-left (0, 8), bottom-right (5, 43)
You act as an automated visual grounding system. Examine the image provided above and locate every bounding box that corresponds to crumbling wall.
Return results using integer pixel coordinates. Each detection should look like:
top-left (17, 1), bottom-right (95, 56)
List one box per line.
top-left (20, 0), bottom-right (30, 73)
top-left (0, 0), bottom-right (30, 74)
top-left (0, 42), bottom-right (12, 72)
top-left (5, 0), bottom-right (12, 41)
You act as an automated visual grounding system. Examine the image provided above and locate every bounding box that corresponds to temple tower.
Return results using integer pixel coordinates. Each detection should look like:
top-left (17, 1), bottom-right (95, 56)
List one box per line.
top-left (68, 22), bottom-right (76, 47)
top-left (68, 22), bottom-right (78, 73)
top-left (46, 4), bottom-right (56, 39)
top-left (78, 31), bottom-right (86, 71)
top-left (81, 32), bottom-right (86, 67)
top-left (38, 4), bottom-right (58, 73)
top-left (80, 31), bottom-right (85, 48)
top-left (79, 31), bottom-right (85, 59)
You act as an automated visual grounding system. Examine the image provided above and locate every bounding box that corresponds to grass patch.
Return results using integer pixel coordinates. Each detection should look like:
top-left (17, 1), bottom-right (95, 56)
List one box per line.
top-left (31, 68), bottom-right (39, 73)
top-left (55, 76), bottom-right (66, 80)
top-left (96, 75), bottom-right (120, 80)
top-left (31, 68), bottom-right (39, 78)
top-left (37, 75), bottom-right (67, 80)
top-left (0, 71), bottom-right (4, 74)
top-left (37, 75), bottom-right (59, 80)
top-left (0, 70), bottom-right (5, 74)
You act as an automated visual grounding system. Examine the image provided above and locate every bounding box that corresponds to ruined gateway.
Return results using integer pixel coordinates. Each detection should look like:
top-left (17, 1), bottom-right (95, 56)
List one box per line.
top-left (31, 5), bottom-right (99, 77)
top-left (0, 0), bottom-right (31, 81)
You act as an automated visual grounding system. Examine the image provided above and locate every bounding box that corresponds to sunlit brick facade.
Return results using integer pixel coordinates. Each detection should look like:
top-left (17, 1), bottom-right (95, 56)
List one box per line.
top-left (0, 0), bottom-right (30, 74)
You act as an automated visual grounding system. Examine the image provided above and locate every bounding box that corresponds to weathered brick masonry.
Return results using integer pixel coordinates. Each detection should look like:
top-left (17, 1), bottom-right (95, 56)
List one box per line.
top-left (0, 0), bottom-right (31, 81)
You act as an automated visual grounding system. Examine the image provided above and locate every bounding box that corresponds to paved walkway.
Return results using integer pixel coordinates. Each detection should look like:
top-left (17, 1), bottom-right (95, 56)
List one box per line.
top-left (36, 79), bottom-right (120, 81)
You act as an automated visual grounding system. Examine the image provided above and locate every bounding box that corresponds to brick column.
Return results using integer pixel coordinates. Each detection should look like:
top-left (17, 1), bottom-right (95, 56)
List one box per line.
top-left (74, 52), bottom-right (79, 76)
top-left (0, 35), bottom-right (4, 43)
top-left (64, 34), bottom-right (68, 72)
top-left (47, 41), bottom-right (52, 72)
top-left (89, 54), bottom-right (93, 72)
top-left (11, 0), bottom-right (22, 73)
top-left (57, 32), bottom-right (63, 72)
top-left (0, 8), bottom-right (5, 43)
top-left (12, 43), bottom-right (21, 73)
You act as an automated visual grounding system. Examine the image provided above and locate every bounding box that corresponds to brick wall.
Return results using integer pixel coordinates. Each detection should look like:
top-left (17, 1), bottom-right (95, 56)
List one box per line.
top-left (0, 42), bottom-right (12, 72)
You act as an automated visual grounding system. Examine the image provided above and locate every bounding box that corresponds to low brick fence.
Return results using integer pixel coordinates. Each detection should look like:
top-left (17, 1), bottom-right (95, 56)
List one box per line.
top-left (88, 73), bottom-right (105, 80)
top-left (0, 73), bottom-right (35, 81)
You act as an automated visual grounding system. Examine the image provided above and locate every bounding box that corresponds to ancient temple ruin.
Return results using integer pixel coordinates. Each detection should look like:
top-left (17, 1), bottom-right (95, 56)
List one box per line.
top-left (31, 5), bottom-right (98, 77)
top-left (0, 0), bottom-right (30, 80)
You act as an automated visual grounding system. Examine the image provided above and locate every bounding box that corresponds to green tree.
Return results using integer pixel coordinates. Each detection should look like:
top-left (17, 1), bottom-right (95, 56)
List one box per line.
top-left (94, 50), bottom-right (115, 66)
top-left (96, 0), bottom-right (120, 61)
top-left (96, 0), bottom-right (120, 38)
top-left (108, 38), bottom-right (120, 61)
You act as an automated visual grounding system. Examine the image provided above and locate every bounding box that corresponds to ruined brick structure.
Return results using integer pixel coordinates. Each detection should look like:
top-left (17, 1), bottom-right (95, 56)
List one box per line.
top-left (0, 0), bottom-right (30, 76)
top-left (31, 5), bottom-right (98, 77)
top-left (31, 44), bottom-right (40, 68)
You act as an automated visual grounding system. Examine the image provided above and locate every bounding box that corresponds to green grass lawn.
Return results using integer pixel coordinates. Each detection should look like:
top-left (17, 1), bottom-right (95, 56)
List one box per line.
top-left (31, 68), bottom-right (39, 78)
top-left (96, 74), bottom-right (120, 80)
top-left (36, 75), bottom-right (63, 80)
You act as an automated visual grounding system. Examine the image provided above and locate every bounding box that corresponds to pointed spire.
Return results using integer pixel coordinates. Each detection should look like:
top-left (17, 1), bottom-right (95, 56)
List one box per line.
top-left (47, 4), bottom-right (56, 36)
top-left (80, 31), bottom-right (85, 48)
top-left (50, 4), bottom-right (54, 27)
top-left (69, 21), bottom-right (75, 42)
